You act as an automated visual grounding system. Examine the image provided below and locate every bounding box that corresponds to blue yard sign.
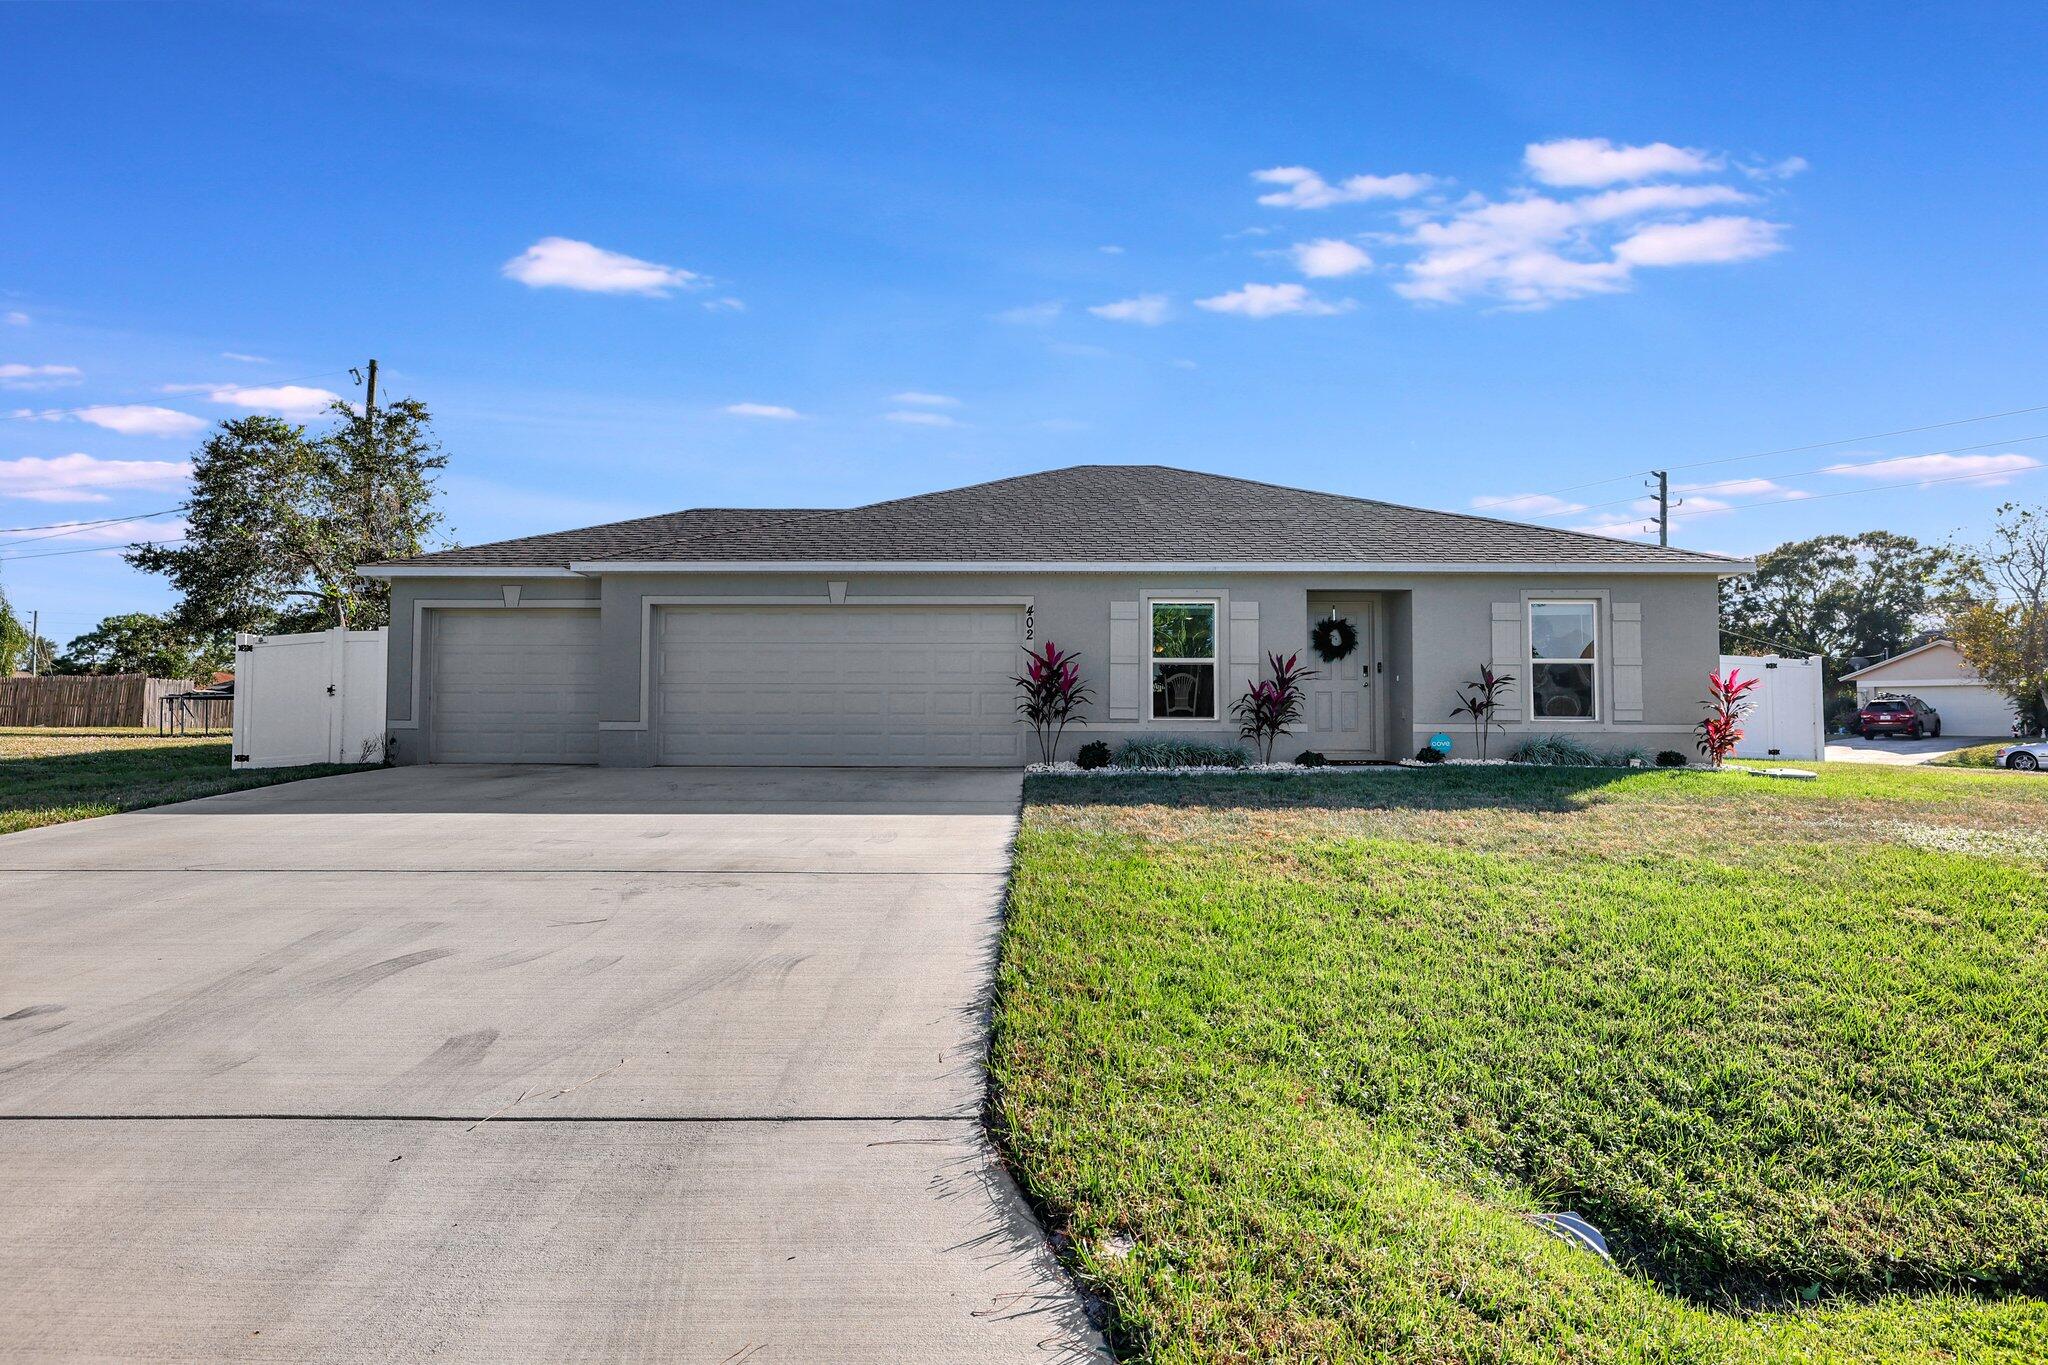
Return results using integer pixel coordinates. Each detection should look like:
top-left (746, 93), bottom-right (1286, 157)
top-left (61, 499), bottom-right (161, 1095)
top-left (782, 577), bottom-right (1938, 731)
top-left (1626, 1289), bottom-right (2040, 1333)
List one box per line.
top-left (1429, 732), bottom-right (1454, 756)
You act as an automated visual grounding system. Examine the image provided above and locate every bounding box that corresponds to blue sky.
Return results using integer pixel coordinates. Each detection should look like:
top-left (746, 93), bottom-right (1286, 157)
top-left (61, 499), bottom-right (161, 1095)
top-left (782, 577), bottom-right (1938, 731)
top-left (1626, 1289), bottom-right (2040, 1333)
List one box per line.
top-left (4, 2), bottom-right (2046, 644)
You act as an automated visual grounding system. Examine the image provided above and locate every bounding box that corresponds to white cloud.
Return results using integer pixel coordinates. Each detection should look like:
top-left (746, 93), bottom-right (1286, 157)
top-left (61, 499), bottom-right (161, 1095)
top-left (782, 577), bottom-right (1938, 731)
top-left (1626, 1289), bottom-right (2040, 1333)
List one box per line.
top-left (890, 391), bottom-right (960, 407)
top-left (994, 300), bottom-right (1064, 325)
top-left (701, 296), bottom-right (746, 312)
top-left (0, 363), bottom-right (83, 390)
top-left (1089, 294), bottom-right (1172, 325)
top-left (1570, 511), bottom-right (1661, 539)
top-left (1823, 452), bottom-right (2043, 487)
top-left (1171, 358), bottom-right (1198, 370)
top-left (1744, 155), bottom-right (1810, 181)
top-left (883, 410), bottom-right (959, 428)
top-left (1099, 245), bottom-right (1125, 255)
top-left (220, 351), bottom-right (271, 364)
top-left (207, 384), bottom-right (341, 418)
top-left (1290, 239), bottom-right (1374, 278)
top-left (70, 405), bottom-right (206, 437)
top-left (1523, 137), bottom-right (1720, 187)
top-left (1253, 166), bottom-right (1437, 209)
top-left (3, 311), bottom-right (27, 326)
top-left (723, 403), bottom-right (802, 420)
top-left (1194, 283), bottom-right (1352, 318)
top-left (0, 452), bottom-right (192, 503)
top-left (1613, 216), bottom-right (1785, 267)
top-left (1472, 492), bottom-right (1587, 517)
top-left (501, 237), bottom-right (701, 296)
top-left (1676, 477), bottom-right (1808, 499)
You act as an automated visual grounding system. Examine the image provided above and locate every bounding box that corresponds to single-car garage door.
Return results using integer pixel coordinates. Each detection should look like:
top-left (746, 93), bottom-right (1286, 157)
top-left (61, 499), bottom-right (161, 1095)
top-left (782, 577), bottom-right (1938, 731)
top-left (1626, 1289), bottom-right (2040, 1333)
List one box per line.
top-left (428, 608), bottom-right (601, 763)
top-left (1912, 683), bottom-right (2017, 737)
top-left (654, 605), bottom-right (1025, 765)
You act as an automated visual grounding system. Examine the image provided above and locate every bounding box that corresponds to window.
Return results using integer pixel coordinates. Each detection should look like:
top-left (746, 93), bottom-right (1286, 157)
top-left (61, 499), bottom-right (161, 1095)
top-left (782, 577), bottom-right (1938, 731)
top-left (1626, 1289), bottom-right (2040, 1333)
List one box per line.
top-left (1150, 600), bottom-right (1218, 719)
top-left (1529, 600), bottom-right (1598, 720)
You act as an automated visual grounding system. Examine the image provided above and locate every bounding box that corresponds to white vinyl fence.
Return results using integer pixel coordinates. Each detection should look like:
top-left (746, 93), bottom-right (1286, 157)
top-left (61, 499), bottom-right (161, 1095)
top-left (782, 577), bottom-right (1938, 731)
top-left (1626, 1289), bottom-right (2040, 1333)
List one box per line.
top-left (1719, 653), bottom-right (1825, 761)
top-left (232, 627), bottom-right (388, 769)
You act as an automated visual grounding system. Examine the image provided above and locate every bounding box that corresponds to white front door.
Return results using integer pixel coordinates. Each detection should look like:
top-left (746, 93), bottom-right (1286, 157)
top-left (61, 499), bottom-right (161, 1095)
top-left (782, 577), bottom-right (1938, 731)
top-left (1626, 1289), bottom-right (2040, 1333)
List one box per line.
top-left (1302, 597), bottom-right (1381, 758)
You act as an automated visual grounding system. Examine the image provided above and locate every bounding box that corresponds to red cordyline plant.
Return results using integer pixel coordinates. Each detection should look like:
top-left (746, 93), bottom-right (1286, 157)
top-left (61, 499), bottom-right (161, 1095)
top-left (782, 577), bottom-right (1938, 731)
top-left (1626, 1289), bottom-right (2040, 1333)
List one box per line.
top-left (1012, 641), bottom-right (1093, 763)
top-left (1231, 651), bottom-right (1317, 763)
top-left (1450, 665), bottom-right (1515, 760)
top-left (1695, 666), bottom-right (1760, 768)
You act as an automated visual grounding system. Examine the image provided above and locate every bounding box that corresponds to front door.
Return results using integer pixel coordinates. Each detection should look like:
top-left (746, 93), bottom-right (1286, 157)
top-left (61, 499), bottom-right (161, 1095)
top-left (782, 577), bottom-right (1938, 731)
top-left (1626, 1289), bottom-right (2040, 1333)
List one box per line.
top-left (1303, 596), bottom-right (1381, 758)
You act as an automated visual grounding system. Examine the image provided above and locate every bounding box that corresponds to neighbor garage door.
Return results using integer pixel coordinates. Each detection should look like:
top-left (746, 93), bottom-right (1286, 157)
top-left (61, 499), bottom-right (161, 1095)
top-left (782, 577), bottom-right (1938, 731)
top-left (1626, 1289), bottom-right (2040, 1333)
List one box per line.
top-left (653, 605), bottom-right (1025, 765)
top-left (1917, 683), bottom-right (2017, 736)
top-left (428, 608), bottom-right (601, 763)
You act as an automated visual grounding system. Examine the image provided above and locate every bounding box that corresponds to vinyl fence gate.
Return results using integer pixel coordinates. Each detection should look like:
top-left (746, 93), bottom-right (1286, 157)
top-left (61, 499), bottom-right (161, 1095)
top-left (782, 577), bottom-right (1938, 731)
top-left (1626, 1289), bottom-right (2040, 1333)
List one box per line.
top-left (231, 627), bottom-right (388, 768)
top-left (1719, 653), bottom-right (1826, 762)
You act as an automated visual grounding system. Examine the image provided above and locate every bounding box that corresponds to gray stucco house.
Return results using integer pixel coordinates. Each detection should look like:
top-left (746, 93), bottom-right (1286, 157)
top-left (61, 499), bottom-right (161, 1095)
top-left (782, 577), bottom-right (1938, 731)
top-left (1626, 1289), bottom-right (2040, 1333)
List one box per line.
top-left (360, 465), bottom-right (1750, 766)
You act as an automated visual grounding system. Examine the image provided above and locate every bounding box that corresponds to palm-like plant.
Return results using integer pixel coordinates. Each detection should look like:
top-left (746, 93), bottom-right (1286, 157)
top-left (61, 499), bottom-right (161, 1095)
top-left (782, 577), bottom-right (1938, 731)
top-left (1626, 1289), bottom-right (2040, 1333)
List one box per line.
top-left (1231, 651), bottom-right (1316, 763)
top-left (1450, 665), bottom-right (1515, 760)
top-left (1012, 641), bottom-right (1093, 763)
top-left (1695, 666), bottom-right (1760, 767)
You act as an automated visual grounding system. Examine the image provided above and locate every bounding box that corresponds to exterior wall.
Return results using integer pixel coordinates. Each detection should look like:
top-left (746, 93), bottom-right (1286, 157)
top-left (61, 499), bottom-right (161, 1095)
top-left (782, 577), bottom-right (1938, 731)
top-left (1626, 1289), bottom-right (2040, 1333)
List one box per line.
top-left (381, 567), bottom-right (1727, 766)
top-left (1848, 641), bottom-right (1978, 686)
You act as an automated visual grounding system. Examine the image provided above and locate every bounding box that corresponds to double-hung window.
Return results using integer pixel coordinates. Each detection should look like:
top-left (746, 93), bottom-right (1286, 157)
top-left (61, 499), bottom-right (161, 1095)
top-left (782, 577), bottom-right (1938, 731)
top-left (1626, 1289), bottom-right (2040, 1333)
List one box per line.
top-left (1150, 600), bottom-right (1218, 719)
top-left (1529, 600), bottom-right (1598, 720)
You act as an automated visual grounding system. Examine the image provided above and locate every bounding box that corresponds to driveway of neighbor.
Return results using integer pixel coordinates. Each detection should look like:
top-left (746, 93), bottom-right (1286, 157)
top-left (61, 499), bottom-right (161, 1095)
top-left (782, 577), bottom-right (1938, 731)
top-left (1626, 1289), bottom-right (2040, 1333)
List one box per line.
top-left (1825, 734), bottom-right (1992, 765)
top-left (0, 765), bottom-right (1105, 1363)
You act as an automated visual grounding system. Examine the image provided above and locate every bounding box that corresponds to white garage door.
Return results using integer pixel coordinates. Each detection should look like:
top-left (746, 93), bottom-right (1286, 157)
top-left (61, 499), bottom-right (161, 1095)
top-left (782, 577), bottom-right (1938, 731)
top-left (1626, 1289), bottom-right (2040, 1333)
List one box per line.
top-left (654, 605), bottom-right (1026, 765)
top-left (429, 609), bottom-right (601, 763)
top-left (1919, 684), bottom-right (2017, 736)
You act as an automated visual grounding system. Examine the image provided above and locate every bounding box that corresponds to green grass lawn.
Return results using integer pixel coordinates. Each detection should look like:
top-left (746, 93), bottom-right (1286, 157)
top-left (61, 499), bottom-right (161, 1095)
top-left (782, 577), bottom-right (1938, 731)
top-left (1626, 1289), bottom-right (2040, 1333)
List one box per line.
top-left (992, 763), bottom-right (2048, 1362)
top-left (0, 727), bottom-right (359, 835)
top-left (1929, 741), bottom-right (2018, 768)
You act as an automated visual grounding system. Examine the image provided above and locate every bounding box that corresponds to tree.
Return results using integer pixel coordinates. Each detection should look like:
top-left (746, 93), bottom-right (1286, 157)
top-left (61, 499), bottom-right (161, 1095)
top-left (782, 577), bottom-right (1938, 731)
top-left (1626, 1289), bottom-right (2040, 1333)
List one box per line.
top-left (0, 581), bottom-right (32, 674)
top-left (1947, 502), bottom-right (2048, 731)
top-left (1718, 531), bottom-right (1976, 682)
top-left (127, 397), bottom-right (446, 634)
top-left (51, 612), bottom-right (228, 681)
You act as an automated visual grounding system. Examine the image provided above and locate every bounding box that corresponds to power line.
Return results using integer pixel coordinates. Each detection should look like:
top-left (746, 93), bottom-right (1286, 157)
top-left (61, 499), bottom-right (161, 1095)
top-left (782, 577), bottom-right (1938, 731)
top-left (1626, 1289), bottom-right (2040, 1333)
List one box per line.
top-left (0, 538), bottom-right (185, 564)
top-left (0, 508), bottom-right (188, 551)
top-left (1565, 431), bottom-right (2048, 515)
top-left (1, 368), bottom-right (355, 424)
top-left (1480, 398), bottom-right (2048, 510)
top-left (0, 507), bottom-right (185, 535)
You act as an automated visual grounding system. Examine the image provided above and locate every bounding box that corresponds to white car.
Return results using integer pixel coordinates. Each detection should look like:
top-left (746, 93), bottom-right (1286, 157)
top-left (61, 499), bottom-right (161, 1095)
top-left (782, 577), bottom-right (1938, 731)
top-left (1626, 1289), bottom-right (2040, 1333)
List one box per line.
top-left (1996, 739), bottom-right (2047, 771)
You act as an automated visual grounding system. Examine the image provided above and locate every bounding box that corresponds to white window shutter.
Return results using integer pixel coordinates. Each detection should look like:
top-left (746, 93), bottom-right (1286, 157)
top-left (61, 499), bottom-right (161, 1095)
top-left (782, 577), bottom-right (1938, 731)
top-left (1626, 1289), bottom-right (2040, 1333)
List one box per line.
top-left (1229, 600), bottom-right (1260, 684)
top-left (1611, 602), bottom-right (1644, 721)
top-left (1109, 601), bottom-right (1142, 720)
top-left (1490, 602), bottom-right (1523, 723)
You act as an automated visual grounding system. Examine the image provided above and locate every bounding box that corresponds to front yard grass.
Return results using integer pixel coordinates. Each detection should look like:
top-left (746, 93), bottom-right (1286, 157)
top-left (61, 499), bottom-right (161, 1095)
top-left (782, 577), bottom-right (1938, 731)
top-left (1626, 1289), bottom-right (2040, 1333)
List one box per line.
top-left (0, 728), bottom-right (357, 835)
top-left (992, 763), bottom-right (2048, 1362)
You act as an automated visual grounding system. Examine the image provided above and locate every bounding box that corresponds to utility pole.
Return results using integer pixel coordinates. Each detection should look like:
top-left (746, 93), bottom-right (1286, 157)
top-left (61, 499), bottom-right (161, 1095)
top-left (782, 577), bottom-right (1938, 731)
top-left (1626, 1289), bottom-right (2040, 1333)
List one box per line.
top-left (363, 357), bottom-right (377, 425)
top-left (1645, 469), bottom-right (1682, 547)
top-left (27, 610), bottom-right (37, 676)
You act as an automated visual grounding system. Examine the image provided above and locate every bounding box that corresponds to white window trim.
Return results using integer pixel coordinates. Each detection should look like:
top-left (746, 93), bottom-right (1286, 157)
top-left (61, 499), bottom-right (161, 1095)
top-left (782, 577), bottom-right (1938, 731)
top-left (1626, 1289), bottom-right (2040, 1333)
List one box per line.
top-left (1528, 598), bottom-right (1601, 723)
top-left (1148, 597), bottom-right (1223, 722)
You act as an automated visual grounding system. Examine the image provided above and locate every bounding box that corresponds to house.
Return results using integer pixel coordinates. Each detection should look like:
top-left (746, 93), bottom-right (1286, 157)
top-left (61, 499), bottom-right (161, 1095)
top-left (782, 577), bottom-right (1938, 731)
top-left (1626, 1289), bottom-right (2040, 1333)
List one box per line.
top-left (1841, 637), bottom-right (2016, 737)
top-left (359, 465), bottom-right (1750, 766)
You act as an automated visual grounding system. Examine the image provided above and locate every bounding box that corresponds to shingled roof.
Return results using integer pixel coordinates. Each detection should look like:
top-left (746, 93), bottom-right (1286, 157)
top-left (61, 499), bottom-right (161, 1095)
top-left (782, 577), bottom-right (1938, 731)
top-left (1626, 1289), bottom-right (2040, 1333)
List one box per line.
top-left (370, 466), bottom-right (1740, 570)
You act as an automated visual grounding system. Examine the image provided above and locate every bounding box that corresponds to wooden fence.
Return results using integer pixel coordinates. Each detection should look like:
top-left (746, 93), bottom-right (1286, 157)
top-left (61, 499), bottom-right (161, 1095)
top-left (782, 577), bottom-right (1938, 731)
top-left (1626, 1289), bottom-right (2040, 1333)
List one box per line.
top-left (0, 674), bottom-right (189, 727)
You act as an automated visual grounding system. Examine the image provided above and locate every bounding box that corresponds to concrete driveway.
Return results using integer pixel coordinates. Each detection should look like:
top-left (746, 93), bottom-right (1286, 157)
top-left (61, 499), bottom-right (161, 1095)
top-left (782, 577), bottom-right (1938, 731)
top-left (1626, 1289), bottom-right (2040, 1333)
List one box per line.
top-left (0, 766), bottom-right (1105, 1363)
top-left (1825, 734), bottom-right (1991, 765)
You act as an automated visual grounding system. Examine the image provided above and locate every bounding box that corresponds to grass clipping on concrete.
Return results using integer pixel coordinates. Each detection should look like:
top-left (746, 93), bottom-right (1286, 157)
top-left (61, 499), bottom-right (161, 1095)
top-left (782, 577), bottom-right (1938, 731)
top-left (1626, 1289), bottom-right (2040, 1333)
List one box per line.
top-left (991, 763), bottom-right (2048, 1362)
top-left (0, 728), bottom-right (357, 835)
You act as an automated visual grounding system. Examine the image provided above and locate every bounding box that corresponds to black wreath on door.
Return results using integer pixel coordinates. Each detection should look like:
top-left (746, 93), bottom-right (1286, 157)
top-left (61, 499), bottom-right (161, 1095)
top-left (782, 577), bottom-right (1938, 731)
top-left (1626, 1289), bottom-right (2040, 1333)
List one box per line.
top-left (1310, 616), bottom-right (1358, 662)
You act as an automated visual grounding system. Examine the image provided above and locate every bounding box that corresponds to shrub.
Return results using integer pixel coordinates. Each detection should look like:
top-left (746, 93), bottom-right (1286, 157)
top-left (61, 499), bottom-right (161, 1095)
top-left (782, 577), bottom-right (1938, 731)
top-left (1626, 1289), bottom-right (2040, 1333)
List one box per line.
top-left (1113, 738), bottom-right (1251, 769)
top-left (1449, 665), bottom-right (1514, 760)
top-left (1230, 651), bottom-right (1317, 763)
top-left (1508, 733), bottom-right (1605, 766)
top-left (1696, 666), bottom-right (1760, 768)
top-left (1294, 749), bottom-right (1328, 768)
top-left (1606, 745), bottom-right (1650, 768)
top-left (1012, 641), bottom-right (1093, 765)
top-left (1411, 746), bottom-right (1446, 764)
top-left (1074, 740), bottom-right (1112, 770)
top-left (1655, 749), bottom-right (1689, 768)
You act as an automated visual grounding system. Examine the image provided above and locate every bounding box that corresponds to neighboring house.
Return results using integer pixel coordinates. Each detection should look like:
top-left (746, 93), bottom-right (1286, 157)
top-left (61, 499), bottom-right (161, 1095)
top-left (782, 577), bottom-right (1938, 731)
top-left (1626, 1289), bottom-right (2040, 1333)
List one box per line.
top-left (1841, 638), bottom-right (2017, 737)
top-left (359, 465), bottom-right (1750, 767)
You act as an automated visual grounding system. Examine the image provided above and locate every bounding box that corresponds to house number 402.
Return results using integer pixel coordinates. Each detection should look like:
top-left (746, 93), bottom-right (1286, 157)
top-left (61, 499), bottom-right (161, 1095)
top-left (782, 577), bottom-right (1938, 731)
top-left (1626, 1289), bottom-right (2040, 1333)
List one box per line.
top-left (1023, 605), bottom-right (1035, 642)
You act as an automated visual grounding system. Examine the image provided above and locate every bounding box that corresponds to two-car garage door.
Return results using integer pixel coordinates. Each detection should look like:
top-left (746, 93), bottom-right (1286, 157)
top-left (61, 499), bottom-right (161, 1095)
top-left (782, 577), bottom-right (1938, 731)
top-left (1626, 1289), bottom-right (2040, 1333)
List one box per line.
top-left (654, 605), bottom-right (1024, 765)
top-left (424, 603), bottom-right (1025, 765)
